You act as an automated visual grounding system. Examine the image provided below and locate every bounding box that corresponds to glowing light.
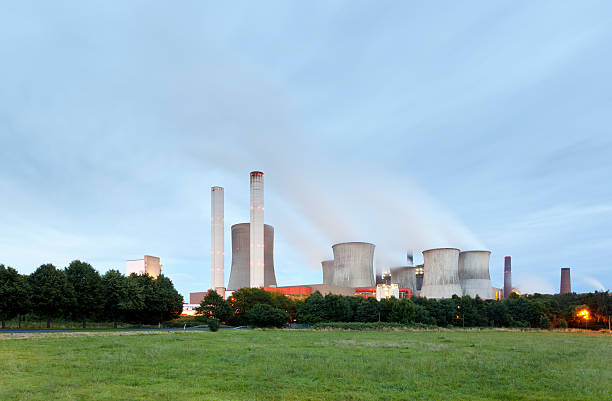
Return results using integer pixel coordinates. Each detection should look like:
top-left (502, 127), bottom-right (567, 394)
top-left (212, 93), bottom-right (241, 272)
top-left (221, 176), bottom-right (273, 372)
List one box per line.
top-left (577, 309), bottom-right (590, 320)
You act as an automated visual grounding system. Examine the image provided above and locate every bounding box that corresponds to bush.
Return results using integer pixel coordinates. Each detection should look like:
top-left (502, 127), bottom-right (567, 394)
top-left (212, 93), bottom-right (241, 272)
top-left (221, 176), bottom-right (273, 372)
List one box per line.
top-left (245, 304), bottom-right (289, 328)
top-left (558, 318), bottom-right (568, 328)
top-left (312, 322), bottom-right (435, 330)
top-left (208, 318), bottom-right (220, 332)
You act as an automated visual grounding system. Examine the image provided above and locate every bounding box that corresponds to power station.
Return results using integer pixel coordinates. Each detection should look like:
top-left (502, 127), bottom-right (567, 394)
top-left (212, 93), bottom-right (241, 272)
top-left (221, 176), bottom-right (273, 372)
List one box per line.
top-left (195, 170), bottom-right (508, 301)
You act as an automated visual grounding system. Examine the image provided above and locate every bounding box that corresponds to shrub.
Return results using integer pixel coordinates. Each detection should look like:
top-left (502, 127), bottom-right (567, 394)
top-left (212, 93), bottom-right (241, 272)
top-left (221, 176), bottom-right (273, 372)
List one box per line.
top-left (558, 318), bottom-right (568, 328)
top-left (539, 315), bottom-right (551, 329)
top-left (312, 322), bottom-right (435, 330)
top-left (245, 304), bottom-right (289, 328)
top-left (208, 318), bottom-right (220, 332)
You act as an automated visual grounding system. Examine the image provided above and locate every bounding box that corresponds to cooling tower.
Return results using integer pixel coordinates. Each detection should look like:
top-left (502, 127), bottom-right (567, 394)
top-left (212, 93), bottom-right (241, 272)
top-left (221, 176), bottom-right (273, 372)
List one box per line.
top-left (227, 223), bottom-right (276, 290)
top-left (322, 260), bottom-right (335, 285)
top-left (420, 248), bottom-right (462, 299)
top-left (210, 186), bottom-right (224, 292)
top-left (560, 268), bottom-right (571, 294)
top-left (504, 256), bottom-right (512, 298)
top-left (458, 250), bottom-right (494, 299)
top-left (250, 171), bottom-right (264, 287)
top-left (331, 242), bottom-right (375, 287)
top-left (390, 266), bottom-right (417, 294)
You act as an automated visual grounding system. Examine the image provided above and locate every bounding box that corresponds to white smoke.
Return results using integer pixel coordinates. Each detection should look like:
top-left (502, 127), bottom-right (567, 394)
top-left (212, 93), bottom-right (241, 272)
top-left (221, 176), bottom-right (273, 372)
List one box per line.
top-left (581, 277), bottom-right (606, 291)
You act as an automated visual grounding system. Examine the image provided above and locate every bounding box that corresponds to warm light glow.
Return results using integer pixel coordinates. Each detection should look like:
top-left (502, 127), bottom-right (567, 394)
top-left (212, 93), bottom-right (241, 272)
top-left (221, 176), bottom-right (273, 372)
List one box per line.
top-left (577, 309), bottom-right (590, 320)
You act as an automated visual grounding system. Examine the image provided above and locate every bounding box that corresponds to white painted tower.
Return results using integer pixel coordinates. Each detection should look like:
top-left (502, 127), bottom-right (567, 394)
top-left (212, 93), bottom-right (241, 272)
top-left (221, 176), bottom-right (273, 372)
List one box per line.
top-left (249, 171), bottom-right (264, 287)
top-left (211, 186), bottom-right (224, 293)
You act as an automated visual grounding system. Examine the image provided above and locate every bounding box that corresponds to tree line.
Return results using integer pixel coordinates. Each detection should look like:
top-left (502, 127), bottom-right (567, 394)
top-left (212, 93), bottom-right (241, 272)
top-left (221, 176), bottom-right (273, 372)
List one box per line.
top-left (199, 288), bottom-right (612, 329)
top-left (0, 262), bottom-right (183, 328)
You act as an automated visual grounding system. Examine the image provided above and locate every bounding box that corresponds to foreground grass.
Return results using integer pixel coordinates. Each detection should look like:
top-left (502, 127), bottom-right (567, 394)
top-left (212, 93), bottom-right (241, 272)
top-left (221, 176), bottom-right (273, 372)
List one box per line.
top-left (0, 329), bottom-right (610, 400)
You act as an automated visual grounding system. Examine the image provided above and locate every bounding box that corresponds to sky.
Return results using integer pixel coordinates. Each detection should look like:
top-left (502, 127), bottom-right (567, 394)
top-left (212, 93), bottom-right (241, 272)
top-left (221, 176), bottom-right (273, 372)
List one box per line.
top-left (1, 1), bottom-right (611, 300)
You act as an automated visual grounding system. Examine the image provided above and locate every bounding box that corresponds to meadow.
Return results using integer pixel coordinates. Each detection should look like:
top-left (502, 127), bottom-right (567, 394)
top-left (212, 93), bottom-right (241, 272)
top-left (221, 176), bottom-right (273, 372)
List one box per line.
top-left (0, 329), bottom-right (610, 401)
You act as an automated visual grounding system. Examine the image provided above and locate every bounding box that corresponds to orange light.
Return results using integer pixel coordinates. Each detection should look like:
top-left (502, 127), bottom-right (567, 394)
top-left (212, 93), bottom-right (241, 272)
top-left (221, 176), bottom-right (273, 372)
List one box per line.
top-left (577, 309), bottom-right (590, 320)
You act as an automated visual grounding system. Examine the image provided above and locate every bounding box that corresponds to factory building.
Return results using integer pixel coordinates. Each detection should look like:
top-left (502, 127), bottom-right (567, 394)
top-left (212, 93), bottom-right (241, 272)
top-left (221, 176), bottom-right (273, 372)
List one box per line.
top-left (420, 248), bottom-right (463, 299)
top-left (458, 250), bottom-right (494, 299)
top-left (560, 267), bottom-right (571, 294)
top-left (126, 255), bottom-right (161, 278)
top-left (210, 186), bottom-right (224, 296)
top-left (227, 223), bottom-right (277, 291)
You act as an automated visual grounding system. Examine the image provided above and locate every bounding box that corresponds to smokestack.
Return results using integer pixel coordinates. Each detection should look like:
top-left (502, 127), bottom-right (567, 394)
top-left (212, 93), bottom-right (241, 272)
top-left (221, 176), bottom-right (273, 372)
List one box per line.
top-left (211, 187), bottom-right (224, 293)
top-left (503, 256), bottom-right (512, 298)
top-left (249, 171), bottom-right (264, 287)
top-left (407, 251), bottom-right (414, 266)
top-left (560, 268), bottom-right (571, 294)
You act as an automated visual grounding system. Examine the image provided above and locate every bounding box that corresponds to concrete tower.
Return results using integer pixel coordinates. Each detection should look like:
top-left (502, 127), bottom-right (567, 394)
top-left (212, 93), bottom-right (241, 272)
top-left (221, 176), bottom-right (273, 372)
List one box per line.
top-left (560, 268), bottom-right (571, 294)
top-left (331, 242), bottom-right (375, 287)
top-left (211, 187), bottom-right (224, 293)
top-left (322, 260), bottom-right (335, 285)
top-left (390, 266), bottom-right (417, 294)
top-left (504, 256), bottom-right (512, 298)
top-left (227, 223), bottom-right (276, 290)
top-left (420, 248), bottom-right (462, 299)
top-left (458, 250), bottom-right (494, 299)
top-left (249, 171), bottom-right (264, 287)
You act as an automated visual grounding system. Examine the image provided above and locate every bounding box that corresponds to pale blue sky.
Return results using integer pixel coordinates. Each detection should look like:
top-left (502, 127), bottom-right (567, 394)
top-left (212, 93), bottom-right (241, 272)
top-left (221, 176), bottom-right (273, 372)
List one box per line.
top-left (1, 1), bottom-right (611, 299)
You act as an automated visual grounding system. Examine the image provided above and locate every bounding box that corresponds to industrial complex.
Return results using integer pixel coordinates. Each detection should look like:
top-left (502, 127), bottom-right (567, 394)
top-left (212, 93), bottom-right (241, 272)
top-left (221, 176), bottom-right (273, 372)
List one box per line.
top-left (183, 170), bottom-right (577, 311)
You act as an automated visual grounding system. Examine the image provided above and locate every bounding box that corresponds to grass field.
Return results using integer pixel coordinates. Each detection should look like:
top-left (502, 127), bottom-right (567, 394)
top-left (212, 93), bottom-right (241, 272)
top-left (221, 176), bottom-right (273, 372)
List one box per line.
top-left (1, 329), bottom-right (610, 401)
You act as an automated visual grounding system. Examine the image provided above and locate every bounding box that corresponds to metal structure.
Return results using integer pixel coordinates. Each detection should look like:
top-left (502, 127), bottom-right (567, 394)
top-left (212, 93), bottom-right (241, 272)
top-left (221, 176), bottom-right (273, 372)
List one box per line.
top-left (420, 248), bottom-right (462, 299)
top-left (211, 186), bottom-right (224, 293)
top-left (390, 266), bottom-right (417, 294)
top-left (415, 264), bottom-right (424, 291)
top-left (249, 171), bottom-right (265, 287)
top-left (504, 256), bottom-right (512, 298)
top-left (331, 242), bottom-right (375, 287)
top-left (458, 250), bottom-right (494, 299)
top-left (560, 267), bottom-right (571, 294)
top-left (227, 223), bottom-right (276, 290)
top-left (407, 251), bottom-right (414, 266)
top-left (321, 260), bottom-right (335, 285)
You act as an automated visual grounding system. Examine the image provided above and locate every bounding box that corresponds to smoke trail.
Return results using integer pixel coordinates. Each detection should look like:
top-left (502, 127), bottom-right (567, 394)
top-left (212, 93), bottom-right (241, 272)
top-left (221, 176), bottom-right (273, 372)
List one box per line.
top-left (581, 277), bottom-right (606, 291)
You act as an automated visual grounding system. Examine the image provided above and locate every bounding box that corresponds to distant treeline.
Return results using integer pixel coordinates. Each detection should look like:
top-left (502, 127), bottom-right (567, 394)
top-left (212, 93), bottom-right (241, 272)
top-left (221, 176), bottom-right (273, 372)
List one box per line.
top-left (0, 262), bottom-right (183, 329)
top-left (199, 288), bottom-right (611, 329)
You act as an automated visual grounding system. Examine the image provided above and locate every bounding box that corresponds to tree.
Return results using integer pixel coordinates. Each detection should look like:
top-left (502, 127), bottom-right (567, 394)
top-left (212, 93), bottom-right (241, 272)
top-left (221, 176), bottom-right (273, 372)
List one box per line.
top-left (121, 274), bottom-right (146, 325)
top-left (152, 275), bottom-right (183, 323)
top-left (65, 260), bottom-right (103, 328)
top-left (389, 298), bottom-right (415, 324)
top-left (245, 304), bottom-right (289, 328)
top-left (323, 294), bottom-right (352, 322)
top-left (101, 270), bottom-right (128, 328)
top-left (0, 265), bottom-right (29, 329)
top-left (296, 292), bottom-right (326, 323)
top-left (230, 288), bottom-right (275, 325)
top-left (197, 290), bottom-right (232, 323)
top-left (29, 264), bottom-right (73, 328)
top-left (354, 297), bottom-right (379, 322)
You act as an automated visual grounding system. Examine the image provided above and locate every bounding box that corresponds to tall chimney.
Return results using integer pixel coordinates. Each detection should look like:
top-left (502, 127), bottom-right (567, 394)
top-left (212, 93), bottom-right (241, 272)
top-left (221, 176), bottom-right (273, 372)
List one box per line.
top-left (249, 171), bottom-right (264, 287)
top-left (560, 268), bottom-right (571, 294)
top-left (503, 256), bottom-right (512, 298)
top-left (211, 187), bottom-right (224, 294)
top-left (407, 251), bottom-right (414, 266)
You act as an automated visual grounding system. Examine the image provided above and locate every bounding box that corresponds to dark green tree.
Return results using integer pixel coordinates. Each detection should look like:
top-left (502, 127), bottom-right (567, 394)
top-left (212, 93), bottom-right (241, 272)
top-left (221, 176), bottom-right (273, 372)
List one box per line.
top-left (0, 265), bottom-right (29, 328)
top-left (378, 297), bottom-right (397, 322)
top-left (388, 298), bottom-right (416, 324)
top-left (121, 274), bottom-right (146, 325)
top-left (245, 303), bottom-right (289, 328)
top-left (323, 294), bottom-right (352, 322)
top-left (197, 290), bottom-right (232, 323)
top-left (65, 260), bottom-right (103, 328)
top-left (296, 291), bottom-right (326, 323)
top-left (231, 288), bottom-right (275, 325)
top-left (101, 270), bottom-right (128, 328)
top-left (354, 297), bottom-right (379, 322)
top-left (29, 264), bottom-right (73, 328)
top-left (150, 274), bottom-right (183, 324)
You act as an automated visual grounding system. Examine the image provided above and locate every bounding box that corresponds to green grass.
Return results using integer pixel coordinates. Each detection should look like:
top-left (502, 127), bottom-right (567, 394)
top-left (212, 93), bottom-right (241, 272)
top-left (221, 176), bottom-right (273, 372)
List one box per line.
top-left (0, 329), bottom-right (610, 400)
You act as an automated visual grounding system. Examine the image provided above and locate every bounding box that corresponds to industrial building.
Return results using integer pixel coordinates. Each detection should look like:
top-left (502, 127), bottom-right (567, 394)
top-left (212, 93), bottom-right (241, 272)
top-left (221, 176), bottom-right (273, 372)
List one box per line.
top-left (210, 186), bottom-right (224, 296)
top-left (227, 223), bottom-right (277, 290)
top-left (560, 267), bottom-right (571, 294)
top-left (458, 250), bottom-right (494, 299)
top-left (420, 248), bottom-right (463, 299)
top-left (126, 255), bottom-right (161, 278)
top-left (504, 256), bottom-right (512, 298)
top-left (326, 242), bottom-right (375, 287)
